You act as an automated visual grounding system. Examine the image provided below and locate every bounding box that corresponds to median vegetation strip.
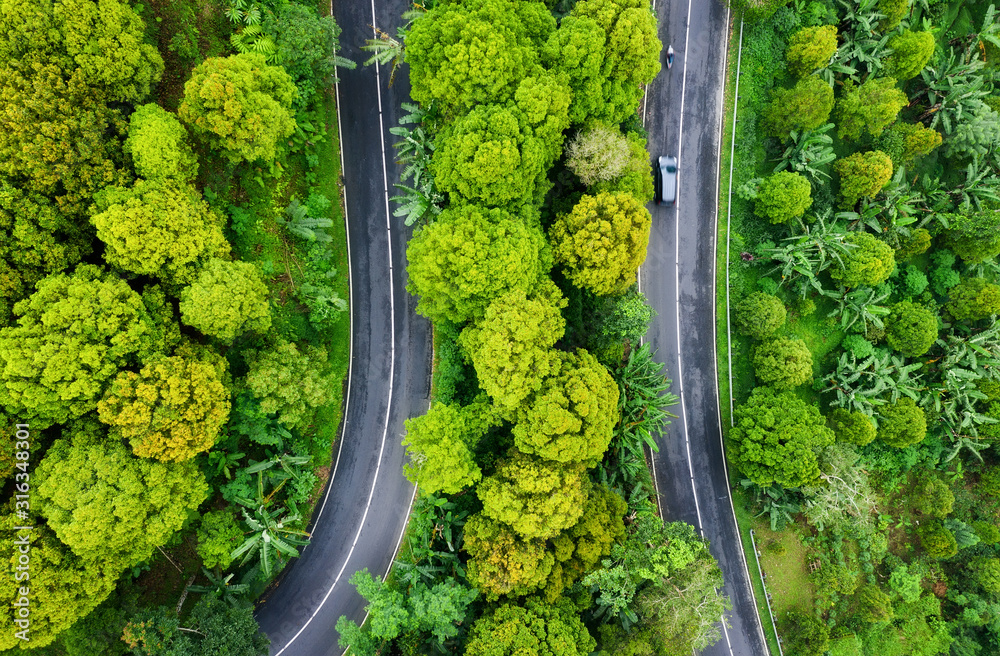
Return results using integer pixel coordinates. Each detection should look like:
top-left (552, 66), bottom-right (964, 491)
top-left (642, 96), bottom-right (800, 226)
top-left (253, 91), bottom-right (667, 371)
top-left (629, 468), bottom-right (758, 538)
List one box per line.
top-left (718, 0), bottom-right (1000, 654)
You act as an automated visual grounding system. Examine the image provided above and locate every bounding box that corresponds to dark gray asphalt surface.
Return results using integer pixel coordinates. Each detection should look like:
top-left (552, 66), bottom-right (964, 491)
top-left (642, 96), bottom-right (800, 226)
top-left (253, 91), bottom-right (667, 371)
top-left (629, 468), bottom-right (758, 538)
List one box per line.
top-left (641, 2), bottom-right (769, 655)
top-left (254, 0), bottom-right (427, 653)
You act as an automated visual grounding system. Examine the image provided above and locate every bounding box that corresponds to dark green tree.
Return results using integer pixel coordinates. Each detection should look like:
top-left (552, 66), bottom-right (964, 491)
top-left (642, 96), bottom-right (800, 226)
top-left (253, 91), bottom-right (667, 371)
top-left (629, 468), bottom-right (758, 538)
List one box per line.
top-left (735, 292), bottom-right (786, 340)
top-left (885, 300), bottom-right (938, 357)
top-left (752, 337), bottom-right (814, 389)
top-left (877, 397), bottom-right (927, 448)
top-left (918, 520), bottom-right (958, 558)
top-left (781, 610), bottom-right (829, 656)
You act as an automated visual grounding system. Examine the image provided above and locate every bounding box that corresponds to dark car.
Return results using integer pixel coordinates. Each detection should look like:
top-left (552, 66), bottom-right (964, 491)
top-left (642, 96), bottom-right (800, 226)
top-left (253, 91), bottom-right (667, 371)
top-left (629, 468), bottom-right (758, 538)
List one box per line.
top-left (657, 155), bottom-right (678, 206)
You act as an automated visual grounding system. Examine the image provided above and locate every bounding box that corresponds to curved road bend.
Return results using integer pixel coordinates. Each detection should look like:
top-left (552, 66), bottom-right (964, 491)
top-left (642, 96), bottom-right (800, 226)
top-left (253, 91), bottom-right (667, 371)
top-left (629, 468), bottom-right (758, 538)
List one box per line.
top-left (255, 0), bottom-right (428, 653)
top-left (640, 1), bottom-right (768, 655)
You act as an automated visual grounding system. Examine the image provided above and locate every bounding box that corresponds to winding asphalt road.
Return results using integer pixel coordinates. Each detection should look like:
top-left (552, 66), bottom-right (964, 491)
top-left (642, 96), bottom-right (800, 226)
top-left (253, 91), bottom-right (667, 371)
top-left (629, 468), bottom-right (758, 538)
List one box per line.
top-left (640, 1), bottom-right (769, 655)
top-left (254, 0), bottom-right (427, 653)
top-left (255, 0), bottom-right (766, 654)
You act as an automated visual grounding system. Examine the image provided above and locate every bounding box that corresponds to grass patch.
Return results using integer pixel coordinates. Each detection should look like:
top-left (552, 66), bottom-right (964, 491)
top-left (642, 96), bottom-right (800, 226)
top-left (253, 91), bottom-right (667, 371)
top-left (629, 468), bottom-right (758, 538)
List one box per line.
top-left (751, 519), bottom-right (817, 618)
top-left (731, 486), bottom-right (785, 656)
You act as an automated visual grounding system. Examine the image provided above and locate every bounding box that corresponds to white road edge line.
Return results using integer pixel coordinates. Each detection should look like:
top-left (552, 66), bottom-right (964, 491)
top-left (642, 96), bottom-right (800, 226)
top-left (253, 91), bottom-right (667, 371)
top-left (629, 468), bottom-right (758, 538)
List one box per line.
top-left (714, 13), bottom-right (771, 653)
top-left (272, 0), bottom-right (407, 650)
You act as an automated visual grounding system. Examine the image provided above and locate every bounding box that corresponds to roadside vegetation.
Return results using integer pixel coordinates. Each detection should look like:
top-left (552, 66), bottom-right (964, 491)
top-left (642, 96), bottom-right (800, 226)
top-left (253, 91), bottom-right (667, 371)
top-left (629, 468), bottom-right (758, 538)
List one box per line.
top-left (0, 0), bottom-right (352, 653)
top-left (721, 0), bottom-right (1000, 653)
top-left (334, 0), bottom-right (735, 654)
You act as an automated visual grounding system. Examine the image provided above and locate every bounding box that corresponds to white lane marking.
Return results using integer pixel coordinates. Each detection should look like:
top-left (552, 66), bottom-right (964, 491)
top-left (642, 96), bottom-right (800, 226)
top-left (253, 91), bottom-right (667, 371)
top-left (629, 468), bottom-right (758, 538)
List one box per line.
top-left (273, 0), bottom-right (408, 651)
top-left (672, 0), bottom-right (704, 534)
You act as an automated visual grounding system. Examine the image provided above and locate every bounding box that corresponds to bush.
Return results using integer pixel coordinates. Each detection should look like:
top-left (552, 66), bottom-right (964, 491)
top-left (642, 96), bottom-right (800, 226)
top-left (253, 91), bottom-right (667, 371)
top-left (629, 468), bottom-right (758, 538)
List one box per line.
top-left (766, 540), bottom-right (786, 555)
top-left (835, 151), bottom-right (893, 207)
top-left (943, 209), bottom-right (1000, 263)
top-left (902, 265), bottom-right (928, 296)
top-left (754, 171), bottom-right (812, 224)
top-left (895, 228), bottom-right (932, 261)
top-left (947, 278), bottom-right (1000, 321)
top-left (885, 31), bottom-right (936, 80)
top-left (263, 4), bottom-right (346, 104)
top-left (885, 300), bottom-right (937, 357)
top-left (914, 477), bottom-right (954, 519)
top-left (842, 334), bottom-right (875, 359)
top-left (763, 75), bottom-right (835, 139)
top-left (857, 584), bottom-right (894, 623)
top-left (781, 610), bottom-right (829, 656)
top-left (786, 25), bottom-right (838, 76)
top-left (835, 78), bottom-right (908, 141)
top-left (179, 259), bottom-right (272, 343)
top-left (877, 123), bottom-right (942, 171)
top-left (725, 0), bottom-right (794, 22)
top-left (887, 563), bottom-right (923, 603)
top-left (735, 292), bottom-right (786, 339)
top-left (196, 510), bottom-right (243, 570)
top-left (918, 520), bottom-right (958, 558)
top-left (830, 232), bottom-right (895, 288)
top-left (929, 249), bottom-right (961, 296)
top-left (828, 407), bottom-right (877, 446)
top-left (981, 468), bottom-right (1000, 498)
top-left (752, 337), bottom-right (814, 389)
top-left (877, 397), bottom-right (927, 448)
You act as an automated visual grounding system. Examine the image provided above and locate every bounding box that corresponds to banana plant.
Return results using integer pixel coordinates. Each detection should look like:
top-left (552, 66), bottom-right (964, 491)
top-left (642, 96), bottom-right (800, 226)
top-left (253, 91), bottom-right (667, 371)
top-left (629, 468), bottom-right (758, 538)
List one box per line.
top-left (772, 123), bottom-right (836, 183)
top-left (282, 199), bottom-right (334, 242)
top-left (834, 0), bottom-right (890, 80)
top-left (188, 568), bottom-right (251, 607)
top-left (231, 472), bottom-right (311, 578)
top-left (827, 285), bottom-right (891, 333)
top-left (822, 350), bottom-right (925, 418)
top-left (760, 212), bottom-right (854, 298)
top-left (361, 8), bottom-right (425, 86)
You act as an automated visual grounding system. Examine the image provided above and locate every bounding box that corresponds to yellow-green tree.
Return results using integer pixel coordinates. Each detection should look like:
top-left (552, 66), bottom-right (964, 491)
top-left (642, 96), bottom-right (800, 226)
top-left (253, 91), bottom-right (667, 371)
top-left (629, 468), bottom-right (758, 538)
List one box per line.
top-left (0, 0), bottom-right (163, 102)
top-left (0, 265), bottom-right (157, 427)
top-left (0, 180), bottom-right (91, 323)
top-left (886, 300), bottom-right (938, 357)
top-left (465, 597), bottom-right (596, 656)
top-left (754, 171), bottom-right (812, 224)
top-left (97, 354), bottom-right (231, 462)
top-left (459, 285), bottom-right (566, 414)
top-left (405, 0), bottom-right (554, 114)
top-left (179, 259), bottom-right (272, 342)
top-left (752, 337), bottom-right (814, 389)
top-left (35, 437), bottom-right (209, 571)
top-left (0, 519), bottom-right (118, 650)
top-left (179, 53), bottom-right (297, 163)
top-left (550, 191), bottom-right (651, 296)
top-left (243, 338), bottom-right (334, 429)
top-left (568, 0), bottom-right (661, 124)
top-left (402, 400), bottom-right (496, 495)
top-left (885, 31), bottom-right (935, 80)
top-left (0, 61), bottom-right (130, 215)
top-left (947, 278), bottom-right (1000, 321)
top-left (542, 17), bottom-right (610, 124)
top-left (835, 77), bottom-right (908, 141)
top-left (124, 104), bottom-right (199, 181)
top-left (549, 484), bottom-right (627, 587)
top-left (512, 349), bottom-right (620, 465)
top-left (786, 25), bottom-right (838, 77)
top-left (762, 75), bottom-right (834, 139)
top-left (463, 514), bottom-right (555, 599)
top-left (431, 85), bottom-right (570, 209)
top-left (91, 179), bottom-right (229, 285)
top-left (830, 232), bottom-right (896, 287)
top-left (406, 205), bottom-right (549, 323)
top-left (835, 150), bottom-right (893, 207)
top-left (478, 451), bottom-right (589, 540)
top-left (731, 386), bottom-right (835, 488)
top-left (877, 397), bottom-right (927, 448)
